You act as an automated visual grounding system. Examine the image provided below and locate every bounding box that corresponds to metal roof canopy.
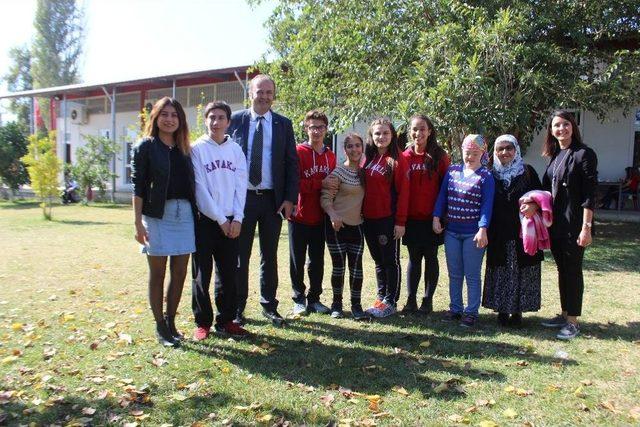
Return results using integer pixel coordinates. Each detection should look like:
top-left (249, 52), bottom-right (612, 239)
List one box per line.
top-left (0, 65), bottom-right (250, 99)
top-left (0, 64), bottom-right (251, 203)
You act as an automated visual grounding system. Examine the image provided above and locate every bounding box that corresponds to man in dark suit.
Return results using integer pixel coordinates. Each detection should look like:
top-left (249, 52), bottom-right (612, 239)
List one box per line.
top-left (228, 74), bottom-right (299, 326)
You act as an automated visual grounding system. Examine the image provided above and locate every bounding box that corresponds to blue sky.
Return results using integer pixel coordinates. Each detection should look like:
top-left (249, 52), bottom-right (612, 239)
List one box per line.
top-left (0, 0), bottom-right (276, 118)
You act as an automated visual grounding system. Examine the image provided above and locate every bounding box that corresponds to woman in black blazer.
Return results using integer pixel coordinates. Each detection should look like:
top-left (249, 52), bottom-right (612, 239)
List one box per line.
top-left (523, 110), bottom-right (597, 340)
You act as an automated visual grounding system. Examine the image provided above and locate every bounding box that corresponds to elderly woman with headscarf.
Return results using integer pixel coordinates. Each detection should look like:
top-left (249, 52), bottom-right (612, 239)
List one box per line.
top-left (482, 134), bottom-right (543, 327)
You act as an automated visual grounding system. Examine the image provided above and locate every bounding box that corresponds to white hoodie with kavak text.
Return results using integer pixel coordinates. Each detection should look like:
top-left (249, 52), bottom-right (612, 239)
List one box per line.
top-left (191, 134), bottom-right (248, 225)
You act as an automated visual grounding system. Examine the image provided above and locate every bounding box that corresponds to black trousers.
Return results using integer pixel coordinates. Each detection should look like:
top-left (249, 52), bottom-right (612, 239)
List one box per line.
top-left (237, 191), bottom-right (283, 313)
top-left (288, 221), bottom-right (325, 304)
top-left (192, 215), bottom-right (238, 328)
top-left (325, 219), bottom-right (364, 306)
top-left (406, 243), bottom-right (440, 303)
top-left (550, 237), bottom-right (585, 317)
top-left (363, 216), bottom-right (401, 306)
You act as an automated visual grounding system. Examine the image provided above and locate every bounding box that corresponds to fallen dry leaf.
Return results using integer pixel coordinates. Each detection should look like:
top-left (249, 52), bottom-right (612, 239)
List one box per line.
top-left (371, 411), bottom-right (390, 418)
top-left (82, 407), bottom-right (96, 415)
top-left (629, 407), bottom-right (640, 420)
top-left (43, 347), bottom-right (57, 359)
top-left (503, 408), bottom-right (518, 419)
top-left (478, 420), bottom-right (498, 427)
top-left (392, 386), bottom-right (409, 396)
top-left (319, 394), bottom-right (335, 407)
top-left (599, 400), bottom-right (618, 413)
top-left (419, 340), bottom-right (431, 348)
top-left (256, 413), bottom-right (273, 423)
top-left (580, 379), bottom-right (593, 386)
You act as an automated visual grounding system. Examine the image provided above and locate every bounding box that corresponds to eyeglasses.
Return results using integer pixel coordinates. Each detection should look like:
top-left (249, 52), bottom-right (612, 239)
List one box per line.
top-left (307, 125), bottom-right (327, 131)
top-left (495, 146), bottom-right (515, 153)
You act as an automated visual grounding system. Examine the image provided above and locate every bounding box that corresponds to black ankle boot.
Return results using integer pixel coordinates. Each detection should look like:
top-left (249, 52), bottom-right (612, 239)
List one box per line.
top-left (164, 315), bottom-right (183, 341)
top-left (156, 321), bottom-right (178, 347)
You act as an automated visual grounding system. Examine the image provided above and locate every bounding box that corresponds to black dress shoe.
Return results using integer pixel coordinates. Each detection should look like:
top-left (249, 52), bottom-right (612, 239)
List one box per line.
top-left (509, 313), bottom-right (523, 327)
top-left (262, 309), bottom-right (286, 327)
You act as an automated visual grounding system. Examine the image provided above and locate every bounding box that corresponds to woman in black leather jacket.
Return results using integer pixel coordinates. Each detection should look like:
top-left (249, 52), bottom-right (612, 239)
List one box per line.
top-left (131, 97), bottom-right (195, 347)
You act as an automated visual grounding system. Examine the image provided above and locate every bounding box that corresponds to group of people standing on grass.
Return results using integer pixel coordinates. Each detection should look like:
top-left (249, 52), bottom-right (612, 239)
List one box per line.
top-left (131, 74), bottom-right (598, 348)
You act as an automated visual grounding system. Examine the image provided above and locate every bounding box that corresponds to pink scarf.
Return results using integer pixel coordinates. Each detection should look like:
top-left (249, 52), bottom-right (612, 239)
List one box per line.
top-left (519, 190), bottom-right (553, 255)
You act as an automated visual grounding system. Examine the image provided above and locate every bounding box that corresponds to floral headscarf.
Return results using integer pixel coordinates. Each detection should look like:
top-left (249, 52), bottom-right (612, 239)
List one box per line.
top-left (492, 134), bottom-right (525, 187)
top-left (462, 134), bottom-right (488, 166)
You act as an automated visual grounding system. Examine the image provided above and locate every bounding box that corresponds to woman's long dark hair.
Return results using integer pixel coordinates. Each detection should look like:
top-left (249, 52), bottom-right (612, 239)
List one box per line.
top-left (364, 117), bottom-right (399, 183)
top-left (410, 114), bottom-right (446, 177)
top-left (144, 97), bottom-right (190, 155)
top-left (542, 110), bottom-right (585, 157)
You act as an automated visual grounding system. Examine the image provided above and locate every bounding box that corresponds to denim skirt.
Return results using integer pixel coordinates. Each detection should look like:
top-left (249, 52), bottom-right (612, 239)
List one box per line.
top-left (141, 199), bottom-right (195, 256)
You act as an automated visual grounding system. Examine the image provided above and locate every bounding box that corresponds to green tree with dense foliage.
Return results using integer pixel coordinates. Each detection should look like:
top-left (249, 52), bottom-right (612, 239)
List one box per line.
top-left (0, 122), bottom-right (30, 199)
top-left (253, 0), bottom-right (640, 152)
top-left (3, 0), bottom-right (83, 131)
top-left (22, 131), bottom-right (61, 220)
top-left (71, 135), bottom-right (119, 202)
top-left (1, 46), bottom-right (33, 129)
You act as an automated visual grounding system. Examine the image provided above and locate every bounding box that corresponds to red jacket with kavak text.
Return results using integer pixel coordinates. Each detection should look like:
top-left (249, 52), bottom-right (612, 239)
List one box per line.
top-left (402, 147), bottom-right (450, 220)
top-left (363, 152), bottom-right (410, 226)
top-left (291, 143), bottom-right (336, 225)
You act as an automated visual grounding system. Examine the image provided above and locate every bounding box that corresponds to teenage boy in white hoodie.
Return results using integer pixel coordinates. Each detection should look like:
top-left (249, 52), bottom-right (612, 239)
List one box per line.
top-left (191, 101), bottom-right (249, 340)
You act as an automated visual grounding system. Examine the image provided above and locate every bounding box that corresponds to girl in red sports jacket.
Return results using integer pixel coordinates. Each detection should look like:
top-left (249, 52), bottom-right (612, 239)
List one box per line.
top-left (288, 110), bottom-right (336, 315)
top-left (362, 117), bottom-right (409, 318)
top-left (400, 114), bottom-right (450, 315)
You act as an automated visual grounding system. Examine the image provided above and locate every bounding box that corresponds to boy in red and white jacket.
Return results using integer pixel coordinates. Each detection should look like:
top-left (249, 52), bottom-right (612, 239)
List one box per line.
top-left (289, 110), bottom-right (336, 315)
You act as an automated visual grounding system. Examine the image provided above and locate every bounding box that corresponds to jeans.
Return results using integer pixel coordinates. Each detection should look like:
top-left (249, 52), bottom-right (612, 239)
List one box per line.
top-left (444, 230), bottom-right (486, 316)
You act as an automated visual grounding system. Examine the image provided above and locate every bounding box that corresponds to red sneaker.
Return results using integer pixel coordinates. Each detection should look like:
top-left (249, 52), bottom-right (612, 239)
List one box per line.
top-left (193, 326), bottom-right (210, 341)
top-left (217, 321), bottom-right (250, 338)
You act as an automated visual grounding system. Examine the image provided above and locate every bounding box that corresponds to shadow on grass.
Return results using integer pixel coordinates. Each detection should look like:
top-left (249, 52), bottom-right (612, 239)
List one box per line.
top-left (0, 386), bottom-right (321, 426)
top-left (181, 317), bottom-right (574, 399)
top-left (587, 220), bottom-right (640, 272)
top-left (54, 219), bottom-right (109, 226)
top-left (0, 201), bottom-right (40, 210)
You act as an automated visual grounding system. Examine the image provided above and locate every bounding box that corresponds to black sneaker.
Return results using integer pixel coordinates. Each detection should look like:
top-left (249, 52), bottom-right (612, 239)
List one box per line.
top-left (442, 311), bottom-right (462, 322)
top-left (541, 314), bottom-right (567, 328)
top-left (556, 322), bottom-right (580, 340)
top-left (417, 299), bottom-right (433, 315)
top-left (330, 302), bottom-right (344, 319)
top-left (460, 314), bottom-right (478, 328)
top-left (262, 309), bottom-right (286, 327)
top-left (351, 304), bottom-right (370, 321)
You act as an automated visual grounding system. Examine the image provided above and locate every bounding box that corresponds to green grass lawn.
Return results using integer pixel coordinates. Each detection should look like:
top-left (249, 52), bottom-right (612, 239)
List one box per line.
top-left (0, 201), bottom-right (638, 426)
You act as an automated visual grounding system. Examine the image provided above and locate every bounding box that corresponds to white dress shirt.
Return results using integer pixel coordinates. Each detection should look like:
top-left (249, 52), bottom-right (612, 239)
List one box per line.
top-left (247, 109), bottom-right (273, 190)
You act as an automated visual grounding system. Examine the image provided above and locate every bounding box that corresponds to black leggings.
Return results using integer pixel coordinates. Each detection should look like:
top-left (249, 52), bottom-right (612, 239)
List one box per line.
top-left (406, 243), bottom-right (439, 303)
top-left (550, 237), bottom-right (585, 317)
top-left (363, 216), bottom-right (401, 305)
